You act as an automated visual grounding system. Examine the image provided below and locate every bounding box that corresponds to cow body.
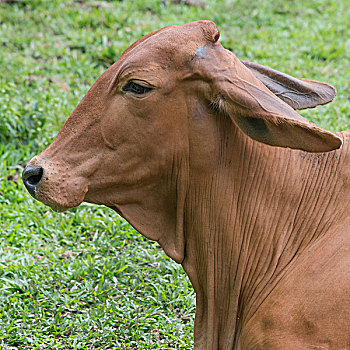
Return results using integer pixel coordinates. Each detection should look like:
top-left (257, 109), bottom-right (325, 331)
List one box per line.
top-left (23, 21), bottom-right (350, 349)
top-left (183, 122), bottom-right (350, 349)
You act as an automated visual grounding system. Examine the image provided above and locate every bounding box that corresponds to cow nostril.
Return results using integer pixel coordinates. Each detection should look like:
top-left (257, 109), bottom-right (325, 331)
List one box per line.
top-left (27, 170), bottom-right (43, 185)
top-left (22, 166), bottom-right (44, 197)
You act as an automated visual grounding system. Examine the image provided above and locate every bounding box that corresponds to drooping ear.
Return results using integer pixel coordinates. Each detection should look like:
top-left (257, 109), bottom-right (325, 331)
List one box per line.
top-left (205, 50), bottom-right (341, 152)
top-left (241, 60), bottom-right (337, 110)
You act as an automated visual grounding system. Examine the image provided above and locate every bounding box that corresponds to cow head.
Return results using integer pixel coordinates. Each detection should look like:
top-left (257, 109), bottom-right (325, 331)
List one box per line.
top-left (23, 20), bottom-right (341, 262)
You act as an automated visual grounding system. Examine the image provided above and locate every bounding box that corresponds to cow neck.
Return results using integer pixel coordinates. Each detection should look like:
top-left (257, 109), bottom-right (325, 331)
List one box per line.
top-left (182, 116), bottom-right (350, 349)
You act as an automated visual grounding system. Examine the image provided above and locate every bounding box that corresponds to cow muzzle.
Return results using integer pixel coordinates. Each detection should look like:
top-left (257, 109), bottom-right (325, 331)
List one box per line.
top-left (22, 158), bottom-right (89, 212)
top-left (22, 165), bottom-right (44, 198)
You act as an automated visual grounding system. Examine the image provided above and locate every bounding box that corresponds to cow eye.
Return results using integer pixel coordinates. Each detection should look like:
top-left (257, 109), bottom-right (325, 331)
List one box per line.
top-left (122, 81), bottom-right (153, 95)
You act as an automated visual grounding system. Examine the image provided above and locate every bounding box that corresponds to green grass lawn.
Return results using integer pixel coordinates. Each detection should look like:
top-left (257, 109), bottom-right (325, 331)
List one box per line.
top-left (0, 0), bottom-right (349, 349)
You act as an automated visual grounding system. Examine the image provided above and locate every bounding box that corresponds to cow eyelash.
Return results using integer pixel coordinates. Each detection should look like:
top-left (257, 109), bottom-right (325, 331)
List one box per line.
top-left (122, 81), bottom-right (153, 95)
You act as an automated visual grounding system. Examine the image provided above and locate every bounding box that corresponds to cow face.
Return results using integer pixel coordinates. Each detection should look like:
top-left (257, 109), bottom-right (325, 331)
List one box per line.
top-left (23, 21), bottom-right (218, 212)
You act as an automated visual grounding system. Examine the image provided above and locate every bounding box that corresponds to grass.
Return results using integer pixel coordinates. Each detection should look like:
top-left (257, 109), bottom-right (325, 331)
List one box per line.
top-left (0, 0), bottom-right (349, 348)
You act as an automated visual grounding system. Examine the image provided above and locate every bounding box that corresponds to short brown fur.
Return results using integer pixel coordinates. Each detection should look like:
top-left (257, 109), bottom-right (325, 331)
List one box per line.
top-left (23, 21), bottom-right (349, 349)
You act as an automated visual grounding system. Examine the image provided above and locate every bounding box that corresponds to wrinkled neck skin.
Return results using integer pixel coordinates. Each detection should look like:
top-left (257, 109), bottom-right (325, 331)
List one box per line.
top-left (181, 111), bottom-right (350, 349)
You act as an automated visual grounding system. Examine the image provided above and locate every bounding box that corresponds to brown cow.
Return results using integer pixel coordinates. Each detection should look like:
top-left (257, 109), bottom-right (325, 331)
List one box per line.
top-left (22, 21), bottom-right (350, 349)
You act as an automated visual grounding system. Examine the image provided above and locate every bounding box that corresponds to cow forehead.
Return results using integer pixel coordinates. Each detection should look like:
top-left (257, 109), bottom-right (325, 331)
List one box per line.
top-left (126, 21), bottom-right (216, 56)
top-left (112, 21), bottom-right (219, 75)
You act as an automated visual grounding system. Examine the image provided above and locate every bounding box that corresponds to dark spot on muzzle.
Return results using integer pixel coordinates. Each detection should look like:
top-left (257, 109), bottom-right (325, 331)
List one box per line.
top-left (22, 165), bottom-right (44, 198)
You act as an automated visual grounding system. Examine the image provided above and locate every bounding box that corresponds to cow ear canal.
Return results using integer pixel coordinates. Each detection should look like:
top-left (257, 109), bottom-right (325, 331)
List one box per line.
top-left (122, 81), bottom-right (153, 95)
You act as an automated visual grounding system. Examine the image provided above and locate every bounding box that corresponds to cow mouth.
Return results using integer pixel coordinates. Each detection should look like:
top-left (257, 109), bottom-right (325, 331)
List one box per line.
top-left (36, 182), bottom-right (88, 212)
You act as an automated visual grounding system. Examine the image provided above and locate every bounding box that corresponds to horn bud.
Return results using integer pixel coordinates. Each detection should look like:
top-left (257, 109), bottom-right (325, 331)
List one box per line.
top-left (200, 20), bottom-right (220, 43)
